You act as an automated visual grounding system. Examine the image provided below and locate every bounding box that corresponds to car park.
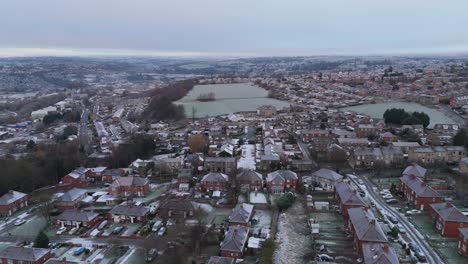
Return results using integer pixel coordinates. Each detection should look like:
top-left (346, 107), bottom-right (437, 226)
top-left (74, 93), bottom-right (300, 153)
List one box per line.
top-left (56, 226), bottom-right (67, 235)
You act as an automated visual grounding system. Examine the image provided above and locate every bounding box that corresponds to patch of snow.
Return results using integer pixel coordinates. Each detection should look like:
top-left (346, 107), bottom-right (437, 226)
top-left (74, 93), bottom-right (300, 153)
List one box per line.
top-left (249, 192), bottom-right (267, 204)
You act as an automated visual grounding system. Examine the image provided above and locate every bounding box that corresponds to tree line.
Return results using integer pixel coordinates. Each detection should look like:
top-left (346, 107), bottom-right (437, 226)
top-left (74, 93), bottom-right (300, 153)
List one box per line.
top-left (383, 108), bottom-right (430, 128)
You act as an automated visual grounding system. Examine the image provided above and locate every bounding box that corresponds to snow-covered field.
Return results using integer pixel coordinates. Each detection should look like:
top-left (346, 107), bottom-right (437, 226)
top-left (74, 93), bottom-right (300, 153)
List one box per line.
top-left (273, 202), bottom-right (313, 264)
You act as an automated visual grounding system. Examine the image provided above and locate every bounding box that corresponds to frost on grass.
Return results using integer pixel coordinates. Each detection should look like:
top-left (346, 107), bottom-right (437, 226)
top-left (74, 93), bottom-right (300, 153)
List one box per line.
top-left (273, 202), bottom-right (313, 264)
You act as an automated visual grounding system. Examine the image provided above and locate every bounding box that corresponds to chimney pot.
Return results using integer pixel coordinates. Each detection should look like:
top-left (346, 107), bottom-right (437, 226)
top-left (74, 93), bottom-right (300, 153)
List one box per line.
top-left (383, 244), bottom-right (389, 252)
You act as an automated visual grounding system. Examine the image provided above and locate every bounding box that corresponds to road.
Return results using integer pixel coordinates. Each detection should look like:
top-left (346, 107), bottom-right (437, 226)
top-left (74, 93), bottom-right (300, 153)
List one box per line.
top-left (355, 175), bottom-right (444, 264)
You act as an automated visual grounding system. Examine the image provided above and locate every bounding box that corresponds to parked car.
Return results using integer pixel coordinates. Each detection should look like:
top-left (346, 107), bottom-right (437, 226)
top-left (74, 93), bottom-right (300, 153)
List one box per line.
top-left (152, 221), bottom-right (163, 232)
top-left (382, 194), bottom-right (393, 199)
top-left (380, 189), bottom-right (390, 195)
top-left (112, 226), bottom-right (124, 235)
top-left (14, 219), bottom-right (26, 226)
top-left (357, 179), bottom-right (364, 185)
top-left (396, 224), bottom-right (406, 234)
top-left (316, 254), bottom-right (334, 261)
top-left (408, 242), bottom-right (421, 253)
top-left (98, 220), bottom-right (108, 230)
top-left (157, 227), bottom-right (166, 236)
top-left (74, 247), bottom-right (86, 256)
top-left (387, 215), bottom-right (398, 224)
top-left (415, 251), bottom-right (427, 262)
top-left (68, 227), bottom-right (78, 235)
top-left (406, 209), bottom-right (421, 215)
top-left (386, 199), bottom-right (398, 204)
top-left (56, 226), bottom-right (67, 235)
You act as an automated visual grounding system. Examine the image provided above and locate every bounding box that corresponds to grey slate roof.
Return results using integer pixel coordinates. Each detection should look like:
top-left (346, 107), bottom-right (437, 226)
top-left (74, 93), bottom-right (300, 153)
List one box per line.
top-left (312, 168), bottom-right (343, 181)
top-left (110, 176), bottom-right (149, 188)
top-left (403, 164), bottom-right (427, 178)
top-left (348, 207), bottom-right (387, 243)
top-left (220, 225), bottom-right (249, 253)
top-left (109, 205), bottom-right (150, 217)
top-left (236, 170), bottom-right (262, 182)
top-left (267, 170), bottom-right (298, 182)
top-left (160, 200), bottom-right (195, 211)
top-left (334, 181), bottom-right (366, 206)
top-left (0, 190), bottom-right (27, 205)
top-left (362, 243), bottom-right (399, 264)
top-left (400, 175), bottom-right (441, 198)
top-left (229, 203), bottom-right (254, 224)
top-left (430, 203), bottom-right (468, 223)
top-left (201, 172), bottom-right (229, 182)
top-left (205, 157), bottom-right (236, 163)
top-left (59, 188), bottom-right (87, 203)
top-left (0, 246), bottom-right (50, 262)
top-left (56, 209), bottom-right (99, 222)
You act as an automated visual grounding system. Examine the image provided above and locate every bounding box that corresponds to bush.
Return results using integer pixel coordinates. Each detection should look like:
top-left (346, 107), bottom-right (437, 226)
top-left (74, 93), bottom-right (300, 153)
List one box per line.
top-left (259, 239), bottom-right (275, 264)
top-left (34, 231), bottom-right (49, 248)
top-left (276, 192), bottom-right (296, 211)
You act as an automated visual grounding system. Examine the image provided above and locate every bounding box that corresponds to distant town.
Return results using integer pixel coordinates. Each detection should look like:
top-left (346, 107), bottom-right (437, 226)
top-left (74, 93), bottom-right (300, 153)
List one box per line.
top-left (0, 55), bottom-right (468, 264)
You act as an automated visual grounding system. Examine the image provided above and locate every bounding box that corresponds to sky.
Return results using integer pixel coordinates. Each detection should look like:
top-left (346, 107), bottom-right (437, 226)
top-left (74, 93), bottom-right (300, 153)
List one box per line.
top-left (1, 0), bottom-right (468, 57)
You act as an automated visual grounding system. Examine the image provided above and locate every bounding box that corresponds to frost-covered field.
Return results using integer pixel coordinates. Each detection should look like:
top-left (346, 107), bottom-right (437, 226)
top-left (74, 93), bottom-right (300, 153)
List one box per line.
top-left (273, 202), bottom-right (313, 264)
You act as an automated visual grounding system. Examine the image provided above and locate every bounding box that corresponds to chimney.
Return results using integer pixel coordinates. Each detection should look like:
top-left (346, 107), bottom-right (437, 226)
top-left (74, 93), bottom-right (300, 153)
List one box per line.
top-left (370, 219), bottom-right (376, 225)
top-left (364, 207), bottom-right (369, 212)
top-left (383, 244), bottom-right (389, 253)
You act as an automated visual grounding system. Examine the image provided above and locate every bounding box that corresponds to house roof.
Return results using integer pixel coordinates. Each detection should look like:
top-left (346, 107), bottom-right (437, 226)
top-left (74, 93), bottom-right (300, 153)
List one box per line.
top-left (229, 203), bottom-right (254, 224)
top-left (267, 170), bottom-right (298, 182)
top-left (348, 207), bottom-right (387, 243)
top-left (205, 157), bottom-right (236, 163)
top-left (109, 204), bottom-right (149, 217)
top-left (403, 164), bottom-right (427, 178)
top-left (362, 243), bottom-right (399, 264)
top-left (312, 168), bottom-right (343, 181)
top-left (201, 172), bottom-right (229, 183)
top-left (220, 225), bottom-right (249, 253)
top-left (400, 175), bottom-right (441, 198)
top-left (56, 209), bottom-right (99, 222)
top-left (430, 203), bottom-right (468, 223)
top-left (110, 176), bottom-right (149, 188)
top-left (59, 188), bottom-right (87, 203)
top-left (334, 181), bottom-right (366, 206)
top-left (236, 170), bottom-right (262, 182)
top-left (160, 200), bottom-right (195, 211)
top-left (0, 247), bottom-right (50, 262)
top-left (0, 190), bottom-right (27, 205)
top-left (207, 256), bottom-right (236, 264)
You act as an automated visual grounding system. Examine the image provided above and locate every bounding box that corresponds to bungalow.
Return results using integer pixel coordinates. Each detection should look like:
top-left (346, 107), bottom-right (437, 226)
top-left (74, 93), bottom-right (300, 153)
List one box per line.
top-left (0, 247), bottom-right (52, 264)
top-left (399, 174), bottom-right (442, 211)
top-left (228, 203), bottom-right (254, 226)
top-left (55, 188), bottom-right (87, 212)
top-left (108, 176), bottom-right (150, 197)
top-left (266, 170), bottom-right (298, 194)
top-left (220, 225), bottom-right (249, 259)
top-left (159, 200), bottom-right (195, 218)
top-left (305, 168), bottom-right (343, 191)
top-left (0, 190), bottom-right (28, 216)
top-left (201, 172), bottom-right (229, 192)
top-left (362, 243), bottom-right (399, 264)
top-left (429, 203), bottom-right (468, 237)
top-left (347, 207), bottom-right (388, 251)
top-left (55, 209), bottom-right (100, 228)
top-left (109, 204), bottom-right (150, 223)
top-left (334, 181), bottom-right (367, 219)
top-left (236, 170), bottom-right (263, 192)
top-left (458, 228), bottom-right (468, 257)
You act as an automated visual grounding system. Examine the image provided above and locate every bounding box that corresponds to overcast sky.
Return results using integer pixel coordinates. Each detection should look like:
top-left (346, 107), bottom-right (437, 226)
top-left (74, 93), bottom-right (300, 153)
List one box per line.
top-left (1, 0), bottom-right (468, 57)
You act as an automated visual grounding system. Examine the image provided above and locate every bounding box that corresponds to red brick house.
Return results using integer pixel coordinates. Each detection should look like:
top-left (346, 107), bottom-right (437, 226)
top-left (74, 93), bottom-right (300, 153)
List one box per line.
top-left (61, 167), bottom-right (89, 188)
top-left (429, 203), bottom-right (468, 237)
top-left (54, 188), bottom-right (87, 212)
top-left (236, 170), bottom-right (263, 192)
top-left (220, 225), bottom-right (249, 259)
top-left (0, 190), bottom-right (28, 216)
top-left (109, 204), bottom-right (150, 223)
top-left (102, 169), bottom-right (125, 183)
top-left (347, 207), bottom-right (388, 252)
top-left (301, 129), bottom-right (333, 143)
top-left (0, 247), bottom-right (52, 264)
top-left (85, 166), bottom-right (107, 182)
top-left (109, 176), bottom-right (150, 197)
top-left (458, 228), bottom-right (468, 257)
top-left (201, 172), bottom-right (229, 192)
top-left (334, 181), bottom-right (367, 219)
top-left (266, 170), bottom-right (298, 194)
top-left (362, 243), bottom-right (399, 264)
top-left (399, 174), bottom-right (442, 211)
top-left (228, 203), bottom-right (254, 226)
top-left (177, 168), bottom-right (192, 192)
